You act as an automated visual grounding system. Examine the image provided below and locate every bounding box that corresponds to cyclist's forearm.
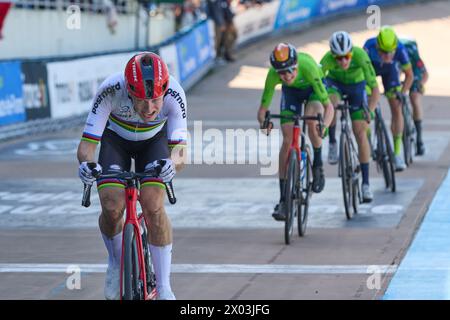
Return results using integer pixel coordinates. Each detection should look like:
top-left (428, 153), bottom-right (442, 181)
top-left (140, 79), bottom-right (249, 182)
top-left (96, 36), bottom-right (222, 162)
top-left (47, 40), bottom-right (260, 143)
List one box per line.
top-left (170, 147), bottom-right (186, 173)
top-left (421, 70), bottom-right (429, 84)
top-left (368, 86), bottom-right (380, 111)
top-left (257, 105), bottom-right (268, 125)
top-left (77, 140), bottom-right (97, 163)
top-left (402, 68), bottom-right (414, 93)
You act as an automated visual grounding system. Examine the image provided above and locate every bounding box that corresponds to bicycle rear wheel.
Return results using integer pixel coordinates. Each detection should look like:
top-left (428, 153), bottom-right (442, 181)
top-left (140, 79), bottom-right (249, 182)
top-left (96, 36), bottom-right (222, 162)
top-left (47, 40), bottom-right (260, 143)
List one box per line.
top-left (340, 132), bottom-right (354, 220)
top-left (123, 223), bottom-right (143, 300)
top-left (298, 145), bottom-right (312, 237)
top-left (284, 151), bottom-right (299, 245)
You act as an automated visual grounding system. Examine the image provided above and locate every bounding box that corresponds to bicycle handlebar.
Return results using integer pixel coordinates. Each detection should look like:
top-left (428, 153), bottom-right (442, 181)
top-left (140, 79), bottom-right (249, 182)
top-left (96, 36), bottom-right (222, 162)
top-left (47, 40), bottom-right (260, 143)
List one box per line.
top-left (81, 160), bottom-right (176, 208)
top-left (395, 91), bottom-right (407, 105)
top-left (337, 95), bottom-right (371, 124)
top-left (263, 110), bottom-right (324, 137)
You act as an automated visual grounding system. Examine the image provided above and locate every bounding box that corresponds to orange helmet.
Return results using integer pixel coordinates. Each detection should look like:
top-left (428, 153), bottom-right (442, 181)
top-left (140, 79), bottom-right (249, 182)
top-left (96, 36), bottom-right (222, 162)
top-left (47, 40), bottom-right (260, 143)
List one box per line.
top-left (270, 43), bottom-right (297, 71)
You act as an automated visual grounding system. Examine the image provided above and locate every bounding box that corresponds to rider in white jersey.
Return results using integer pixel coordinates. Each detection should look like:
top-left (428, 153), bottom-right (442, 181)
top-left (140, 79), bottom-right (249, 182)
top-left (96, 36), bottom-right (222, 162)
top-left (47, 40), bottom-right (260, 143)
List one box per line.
top-left (77, 52), bottom-right (187, 300)
top-left (81, 73), bottom-right (187, 144)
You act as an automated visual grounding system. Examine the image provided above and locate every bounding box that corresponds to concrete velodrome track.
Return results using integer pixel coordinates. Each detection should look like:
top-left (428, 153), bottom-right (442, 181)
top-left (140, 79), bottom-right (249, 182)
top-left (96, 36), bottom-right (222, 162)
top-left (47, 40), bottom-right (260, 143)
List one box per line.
top-left (1, 0), bottom-right (450, 300)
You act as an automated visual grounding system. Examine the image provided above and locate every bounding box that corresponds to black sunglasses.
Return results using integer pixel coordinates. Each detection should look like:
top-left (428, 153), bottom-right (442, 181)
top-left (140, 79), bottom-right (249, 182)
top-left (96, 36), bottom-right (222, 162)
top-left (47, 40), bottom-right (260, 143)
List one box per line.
top-left (277, 67), bottom-right (296, 75)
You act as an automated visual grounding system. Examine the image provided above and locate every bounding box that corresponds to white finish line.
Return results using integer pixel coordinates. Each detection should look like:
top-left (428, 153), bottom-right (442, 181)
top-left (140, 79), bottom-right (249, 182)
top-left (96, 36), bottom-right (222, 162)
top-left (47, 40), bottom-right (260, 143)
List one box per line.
top-left (0, 263), bottom-right (397, 274)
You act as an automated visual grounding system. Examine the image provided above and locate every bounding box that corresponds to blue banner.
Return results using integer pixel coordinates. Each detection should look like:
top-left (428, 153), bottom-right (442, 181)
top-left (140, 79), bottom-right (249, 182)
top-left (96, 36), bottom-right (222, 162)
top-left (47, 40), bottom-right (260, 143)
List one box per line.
top-left (319, 0), bottom-right (368, 16)
top-left (0, 61), bottom-right (25, 126)
top-left (195, 22), bottom-right (214, 67)
top-left (176, 21), bottom-right (214, 83)
top-left (274, 0), bottom-right (321, 30)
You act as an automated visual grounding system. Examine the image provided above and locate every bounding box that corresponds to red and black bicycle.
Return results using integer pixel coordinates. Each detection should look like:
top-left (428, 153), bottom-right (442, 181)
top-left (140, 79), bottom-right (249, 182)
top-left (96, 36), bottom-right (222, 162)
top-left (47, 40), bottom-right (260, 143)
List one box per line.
top-left (263, 109), bottom-right (323, 244)
top-left (81, 160), bottom-right (176, 300)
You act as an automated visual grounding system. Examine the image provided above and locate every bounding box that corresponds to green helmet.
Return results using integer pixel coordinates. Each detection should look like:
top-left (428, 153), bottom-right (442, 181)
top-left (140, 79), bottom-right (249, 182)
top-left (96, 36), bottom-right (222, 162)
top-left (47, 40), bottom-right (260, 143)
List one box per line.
top-left (377, 26), bottom-right (398, 52)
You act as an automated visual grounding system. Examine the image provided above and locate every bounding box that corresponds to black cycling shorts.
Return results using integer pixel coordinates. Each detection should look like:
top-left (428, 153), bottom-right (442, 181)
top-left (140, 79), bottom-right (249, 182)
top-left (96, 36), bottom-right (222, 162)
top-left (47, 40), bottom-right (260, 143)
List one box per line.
top-left (97, 126), bottom-right (169, 190)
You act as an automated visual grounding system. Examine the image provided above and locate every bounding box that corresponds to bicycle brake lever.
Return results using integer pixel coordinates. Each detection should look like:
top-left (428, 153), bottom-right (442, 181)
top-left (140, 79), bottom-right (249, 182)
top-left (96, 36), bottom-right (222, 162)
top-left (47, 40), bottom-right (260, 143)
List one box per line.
top-left (87, 162), bottom-right (101, 178)
top-left (317, 113), bottom-right (325, 138)
top-left (261, 111), bottom-right (272, 136)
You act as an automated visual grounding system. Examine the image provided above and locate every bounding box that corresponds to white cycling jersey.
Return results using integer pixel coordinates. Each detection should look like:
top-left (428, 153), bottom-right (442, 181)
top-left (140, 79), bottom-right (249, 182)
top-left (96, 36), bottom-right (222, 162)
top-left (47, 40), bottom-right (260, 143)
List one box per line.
top-left (81, 72), bottom-right (187, 149)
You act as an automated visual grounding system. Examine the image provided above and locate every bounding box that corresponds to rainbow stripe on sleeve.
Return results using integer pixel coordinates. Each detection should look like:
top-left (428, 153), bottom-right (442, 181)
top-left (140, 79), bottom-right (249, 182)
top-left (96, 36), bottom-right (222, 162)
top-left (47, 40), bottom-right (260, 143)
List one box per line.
top-left (81, 132), bottom-right (102, 144)
top-left (168, 140), bottom-right (187, 150)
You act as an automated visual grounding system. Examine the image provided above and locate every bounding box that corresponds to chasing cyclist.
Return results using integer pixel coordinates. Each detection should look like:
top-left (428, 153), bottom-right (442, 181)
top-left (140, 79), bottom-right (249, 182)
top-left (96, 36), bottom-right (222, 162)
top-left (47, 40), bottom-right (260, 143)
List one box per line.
top-left (77, 52), bottom-right (187, 300)
top-left (363, 26), bottom-right (414, 171)
top-left (321, 31), bottom-right (380, 203)
top-left (400, 37), bottom-right (428, 155)
top-left (257, 43), bottom-right (334, 221)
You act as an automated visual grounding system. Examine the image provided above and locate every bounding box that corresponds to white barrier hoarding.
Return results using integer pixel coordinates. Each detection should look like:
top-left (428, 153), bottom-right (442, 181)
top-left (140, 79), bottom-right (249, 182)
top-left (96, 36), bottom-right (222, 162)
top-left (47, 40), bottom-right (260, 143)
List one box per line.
top-left (47, 52), bottom-right (136, 119)
top-left (235, 1), bottom-right (280, 46)
top-left (159, 44), bottom-right (180, 83)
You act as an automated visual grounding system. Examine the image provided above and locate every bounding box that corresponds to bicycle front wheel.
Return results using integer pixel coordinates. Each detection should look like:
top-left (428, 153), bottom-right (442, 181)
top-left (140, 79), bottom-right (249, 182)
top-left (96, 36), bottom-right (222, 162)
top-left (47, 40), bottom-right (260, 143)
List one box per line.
top-left (379, 117), bottom-right (396, 192)
top-left (402, 104), bottom-right (415, 166)
top-left (140, 218), bottom-right (157, 299)
top-left (123, 223), bottom-right (143, 300)
top-left (284, 151), bottom-right (299, 245)
top-left (340, 132), bottom-right (354, 220)
top-left (298, 145), bottom-right (312, 237)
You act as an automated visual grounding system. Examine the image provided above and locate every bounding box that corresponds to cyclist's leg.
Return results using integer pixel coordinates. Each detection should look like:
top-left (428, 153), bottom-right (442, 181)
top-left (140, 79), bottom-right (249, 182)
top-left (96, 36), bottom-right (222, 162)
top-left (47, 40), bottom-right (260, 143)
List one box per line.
top-left (338, 81), bottom-right (372, 201)
top-left (272, 121), bottom-right (293, 220)
top-left (344, 81), bottom-right (373, 200)
top-left (410, 80), bottom-right (425, 154)
top-left (326, 78), bottom-right (342, 164)
top-left (97, 129), bottom-right (131, 299)
top-left (305, 96), bottom-right (325, 193)
top-left (135, 127), bottom-right (175, 300)
top-left (98, 129), bottom-right (130, 252)
top-left (382, 66), bottom-right (404, 158)
top-left (279, 122), bottom-right (294, 189)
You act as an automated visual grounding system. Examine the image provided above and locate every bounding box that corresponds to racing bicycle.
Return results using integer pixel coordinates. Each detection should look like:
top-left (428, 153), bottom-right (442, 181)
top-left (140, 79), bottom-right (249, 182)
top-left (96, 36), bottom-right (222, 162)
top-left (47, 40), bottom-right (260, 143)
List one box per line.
top-left (81, 160), bottom-right (176, 300)
top-left (397, 92), bottom-right (416, 167)
top-left (369, 104), bottom-right (396, 192)
top-left (337, 95), bottom-right (362, 220)
top-left (263, 108), bottom-right (323, 244)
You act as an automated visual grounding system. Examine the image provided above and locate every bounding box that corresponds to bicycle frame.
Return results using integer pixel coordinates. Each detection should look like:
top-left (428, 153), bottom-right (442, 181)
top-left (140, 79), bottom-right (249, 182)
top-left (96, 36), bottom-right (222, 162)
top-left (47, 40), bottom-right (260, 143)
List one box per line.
top-left (289, 117), bottom-right (302, 171)
top-left (264, 106), bottom-right (322, 173)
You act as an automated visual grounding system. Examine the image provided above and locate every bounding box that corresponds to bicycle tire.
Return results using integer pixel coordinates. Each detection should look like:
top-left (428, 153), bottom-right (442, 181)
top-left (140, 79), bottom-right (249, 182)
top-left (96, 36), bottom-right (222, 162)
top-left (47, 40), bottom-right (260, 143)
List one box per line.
top-left (284, 151), bottom-right (299, 245)
top-left (298, 145), bottom-right (311, 237)
top-left (140, 219), bottom-right (156, 298)
top-left (402, 103), bottom-right (415, 166)
top-left (379, 117), bottom-right (396, 192)
top-left (340, 132), bottom-right (354, 220)
top-left (123, 223), bottom-right (142, 300)
top-left (352, 178), bottom-right (360, 214)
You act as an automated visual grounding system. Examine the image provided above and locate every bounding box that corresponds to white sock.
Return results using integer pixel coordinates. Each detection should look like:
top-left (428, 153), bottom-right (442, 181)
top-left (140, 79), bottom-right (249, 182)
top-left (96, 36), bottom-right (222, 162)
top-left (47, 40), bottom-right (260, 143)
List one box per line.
top-left (149, 243), bottom-right (173, 293)
top-left (102, 232), bottom-right (122, 267)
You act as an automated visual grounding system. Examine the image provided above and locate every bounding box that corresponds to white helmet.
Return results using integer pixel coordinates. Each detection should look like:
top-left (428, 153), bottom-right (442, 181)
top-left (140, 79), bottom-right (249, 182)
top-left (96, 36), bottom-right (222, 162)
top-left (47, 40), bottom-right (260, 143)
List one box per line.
top-left (329, 31), bottom-right (353, 56)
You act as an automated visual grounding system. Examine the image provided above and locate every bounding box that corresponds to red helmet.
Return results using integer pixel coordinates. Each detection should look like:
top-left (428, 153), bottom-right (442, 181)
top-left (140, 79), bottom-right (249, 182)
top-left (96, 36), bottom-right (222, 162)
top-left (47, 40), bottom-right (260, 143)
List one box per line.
top-left (124, 52), bottom-right (169, 99)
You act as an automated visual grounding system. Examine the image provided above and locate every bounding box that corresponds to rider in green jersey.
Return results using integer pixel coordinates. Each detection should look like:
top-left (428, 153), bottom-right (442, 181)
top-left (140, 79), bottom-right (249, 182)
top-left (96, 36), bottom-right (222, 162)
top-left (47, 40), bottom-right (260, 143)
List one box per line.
top-left (400, 37), bottom-right (429, 155)
top-left (257, 43), bottom-right (334, 221)
top-left (320, 31), bottom-right (381, 202)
